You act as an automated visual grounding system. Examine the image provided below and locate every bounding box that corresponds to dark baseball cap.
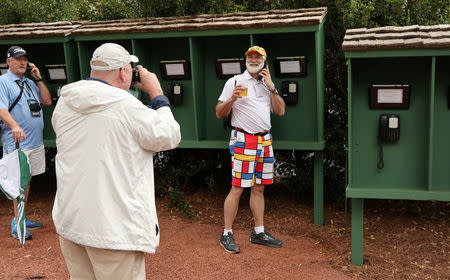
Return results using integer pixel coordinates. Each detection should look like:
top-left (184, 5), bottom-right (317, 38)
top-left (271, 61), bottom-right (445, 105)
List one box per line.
top-left (6, 46), bottom-right (27, 59)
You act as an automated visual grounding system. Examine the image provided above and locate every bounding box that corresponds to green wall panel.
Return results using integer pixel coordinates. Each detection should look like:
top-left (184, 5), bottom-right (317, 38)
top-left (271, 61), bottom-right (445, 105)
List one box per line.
top-left (134, 38), bottom-right (195, 141)
top-left (200, 34), bottom-right (251, 141)
top-left (254, 32), bottom-right (317, 141)
top-left (189, 37), bottom-right (206, 140)
top-left (432, 56), bottom-right (450, 190)
top-left (350, 57), bottom-right (431, 189)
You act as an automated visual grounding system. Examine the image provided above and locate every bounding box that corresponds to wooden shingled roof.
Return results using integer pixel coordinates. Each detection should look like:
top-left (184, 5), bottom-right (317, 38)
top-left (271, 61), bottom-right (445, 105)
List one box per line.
top-left (72, 7), bottom-right (328, 35)
top-left (0, 21), bottom-right (86, 40)
top-left (342, 24), bottom-right (450, 51)
top-left (0, 8), bottom-right (327, 39)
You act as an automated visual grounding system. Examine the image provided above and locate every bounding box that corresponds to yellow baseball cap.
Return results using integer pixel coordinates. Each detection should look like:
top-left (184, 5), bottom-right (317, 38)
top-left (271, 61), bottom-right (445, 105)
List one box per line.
top-left (245, 46), bottom-right (267, 57)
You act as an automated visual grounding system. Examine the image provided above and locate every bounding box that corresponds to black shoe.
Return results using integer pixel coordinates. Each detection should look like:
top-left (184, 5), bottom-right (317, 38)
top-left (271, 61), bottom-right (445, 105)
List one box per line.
top-left (220, 232), bottom-right (240, 253)
top-left (250, 230), bottom-right (282, 248)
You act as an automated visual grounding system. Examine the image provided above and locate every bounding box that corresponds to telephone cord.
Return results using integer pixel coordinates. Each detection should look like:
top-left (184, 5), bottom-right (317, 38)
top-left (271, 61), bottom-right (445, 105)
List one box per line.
top-left (377, 138), bottom-right (384, 169)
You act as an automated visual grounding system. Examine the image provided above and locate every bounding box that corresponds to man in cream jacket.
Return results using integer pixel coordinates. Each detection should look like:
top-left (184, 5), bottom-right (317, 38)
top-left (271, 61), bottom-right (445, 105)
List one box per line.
top-left (52, 43), bottom-right (181, 279)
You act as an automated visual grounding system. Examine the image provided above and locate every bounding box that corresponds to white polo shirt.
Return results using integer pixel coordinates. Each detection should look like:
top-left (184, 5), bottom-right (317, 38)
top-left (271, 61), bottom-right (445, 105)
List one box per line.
top-left (218, 70), bottom-right (272, 134)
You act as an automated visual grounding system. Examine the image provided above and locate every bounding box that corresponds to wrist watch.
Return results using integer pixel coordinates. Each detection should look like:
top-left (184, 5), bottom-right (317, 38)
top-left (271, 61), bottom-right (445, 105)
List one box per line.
top-left (269, 87), bottom-right (278, 95)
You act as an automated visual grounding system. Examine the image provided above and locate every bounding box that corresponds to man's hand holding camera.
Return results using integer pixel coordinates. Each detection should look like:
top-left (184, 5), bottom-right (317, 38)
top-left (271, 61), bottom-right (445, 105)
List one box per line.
top-left (133, 65), bottom-right (164, 100)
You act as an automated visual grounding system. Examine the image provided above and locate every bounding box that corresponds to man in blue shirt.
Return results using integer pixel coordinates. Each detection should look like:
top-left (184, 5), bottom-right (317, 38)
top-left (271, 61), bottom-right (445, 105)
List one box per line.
top-left (0, 46), bottom-right (51, 240)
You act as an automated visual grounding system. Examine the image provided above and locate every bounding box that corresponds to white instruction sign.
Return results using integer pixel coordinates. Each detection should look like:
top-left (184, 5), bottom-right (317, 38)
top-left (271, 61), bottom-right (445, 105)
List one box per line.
top-left (48, 68), bottom-right (66, 80)
top-left (377, 89), bottom-right (403, 103)
top-left (221, 62), bottom-right (241, 75)
top-left (165, 63), bottom-right (185, 76)
top-left (279, 60), bottom-right (301, 74)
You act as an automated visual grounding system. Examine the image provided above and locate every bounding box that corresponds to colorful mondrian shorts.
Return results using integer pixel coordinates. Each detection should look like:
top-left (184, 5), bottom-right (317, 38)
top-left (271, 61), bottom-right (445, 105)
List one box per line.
top-left (229, 129), bottom-right (274, 188)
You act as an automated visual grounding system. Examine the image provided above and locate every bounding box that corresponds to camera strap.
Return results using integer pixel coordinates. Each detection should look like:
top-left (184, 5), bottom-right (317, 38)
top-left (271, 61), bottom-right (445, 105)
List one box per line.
top-left (22, 80), bottom-right (38, 100)
top-left (9, 80), bottom-right (25, 113)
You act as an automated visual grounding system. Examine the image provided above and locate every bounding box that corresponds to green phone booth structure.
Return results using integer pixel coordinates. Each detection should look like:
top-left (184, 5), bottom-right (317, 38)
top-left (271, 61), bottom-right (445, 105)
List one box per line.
top-left (343, 24), bottom-right (450, 265)
top-left (0, 21), bottom-right (83, 147)
top-left (70, 8), bottom-right (328, 225)
top-left (0, 7), bottom-right (328, 225)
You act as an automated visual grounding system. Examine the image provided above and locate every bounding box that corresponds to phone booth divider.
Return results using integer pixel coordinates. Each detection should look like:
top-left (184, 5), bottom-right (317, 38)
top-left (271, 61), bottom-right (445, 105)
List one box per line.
top-left (0, 8), bottom-right (328, 225)
top-left (343, 24), bottom-right (450, 266)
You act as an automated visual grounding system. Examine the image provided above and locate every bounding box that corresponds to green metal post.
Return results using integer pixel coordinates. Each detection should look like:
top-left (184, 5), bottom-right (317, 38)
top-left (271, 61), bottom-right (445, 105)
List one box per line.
top-left (312, 20), bottom-right (325, 227)
top-left (189, 37), bottom-right (201, 140)
top-left (347, 59), bottom-right (352, 184)
top-left (63, 41), bottom-right (80, 83)
top-left (427, 56), bottom-right (436, 190)
top-left (315, 21), bottom-right (325, 143)
top-left (313, 151), bottom-right (324, 225)
top-left (77, 41), bottom-right (90, 79)
top-left (351, 198), bottom-right (364, 265)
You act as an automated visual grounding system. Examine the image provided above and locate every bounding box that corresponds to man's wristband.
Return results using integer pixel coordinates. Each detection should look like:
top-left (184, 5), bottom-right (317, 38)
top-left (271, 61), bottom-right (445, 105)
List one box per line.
top-left (35, 78), bottom-right (43, 83)
top-left (269, 87), bottom-right (278, 95)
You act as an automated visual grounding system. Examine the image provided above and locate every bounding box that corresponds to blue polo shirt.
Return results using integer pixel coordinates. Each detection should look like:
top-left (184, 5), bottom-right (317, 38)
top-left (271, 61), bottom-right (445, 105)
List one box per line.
top-left (0, 70), bottom-right (43, 153)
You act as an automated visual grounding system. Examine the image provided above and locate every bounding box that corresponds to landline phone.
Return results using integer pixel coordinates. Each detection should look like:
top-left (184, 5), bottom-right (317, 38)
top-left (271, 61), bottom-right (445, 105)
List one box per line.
top-left (379, 114), bottom-right (400, 143)
top-left (281, 81), bottom-right (298, 105)
top-left (168, 83), bottom-right (183, 105)
top-left (257, 61), bottom-right (268, 80)
top-left (377, 114), bottom-right (400, 169)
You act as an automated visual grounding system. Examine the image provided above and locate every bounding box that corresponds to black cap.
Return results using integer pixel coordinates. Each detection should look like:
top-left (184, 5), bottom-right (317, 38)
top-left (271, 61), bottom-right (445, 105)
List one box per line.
top-left (6, 46), bottom-right (27, 59)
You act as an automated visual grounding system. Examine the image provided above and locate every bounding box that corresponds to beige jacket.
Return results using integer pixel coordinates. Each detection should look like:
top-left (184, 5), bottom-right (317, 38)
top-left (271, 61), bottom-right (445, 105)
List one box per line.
top-left (51, 79), bottom-right (180, 253)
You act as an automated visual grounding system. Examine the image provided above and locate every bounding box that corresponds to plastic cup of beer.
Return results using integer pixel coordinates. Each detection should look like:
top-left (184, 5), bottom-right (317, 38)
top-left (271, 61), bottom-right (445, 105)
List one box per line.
top-left (236, 80), bottom-right (248, 97)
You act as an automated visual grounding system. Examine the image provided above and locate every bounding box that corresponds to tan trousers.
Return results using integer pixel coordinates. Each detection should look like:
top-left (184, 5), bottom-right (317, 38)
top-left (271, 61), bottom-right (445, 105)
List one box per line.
top-left (59, 236), bottom-right (146, 280)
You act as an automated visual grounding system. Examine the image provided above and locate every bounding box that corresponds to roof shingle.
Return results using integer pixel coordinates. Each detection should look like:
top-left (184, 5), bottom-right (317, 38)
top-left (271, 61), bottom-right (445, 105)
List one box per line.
top-left (0, 8), bottom-right (328, 40)
top-left (342, 24), bottom-right (450, 51)
top-left (0, 21), bottom-right (86, 40)
top-left (72, 8), bottom-right (327, 35)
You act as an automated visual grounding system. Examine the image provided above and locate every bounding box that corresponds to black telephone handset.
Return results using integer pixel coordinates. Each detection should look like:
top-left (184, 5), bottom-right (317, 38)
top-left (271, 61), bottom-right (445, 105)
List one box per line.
top-left (377, 114), bottom-right (400, 169)
top-left (26, 62), bottom-right (32, 75)
top-left (257, 61), bottom-right (268, 80)
top-left (378, 114), bottom-right (400, 143)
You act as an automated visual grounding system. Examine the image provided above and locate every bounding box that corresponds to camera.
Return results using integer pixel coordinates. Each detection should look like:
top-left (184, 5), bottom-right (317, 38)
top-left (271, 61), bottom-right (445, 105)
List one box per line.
top-left (27, 99), bottom-right (42, 113)
top-left (132, 68), bottom-right (140, 83)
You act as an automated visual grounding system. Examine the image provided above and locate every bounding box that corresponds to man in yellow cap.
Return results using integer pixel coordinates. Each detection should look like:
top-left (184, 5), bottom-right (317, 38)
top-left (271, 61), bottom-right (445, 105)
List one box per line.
top-left (216, 46), bottom-right (285, 253)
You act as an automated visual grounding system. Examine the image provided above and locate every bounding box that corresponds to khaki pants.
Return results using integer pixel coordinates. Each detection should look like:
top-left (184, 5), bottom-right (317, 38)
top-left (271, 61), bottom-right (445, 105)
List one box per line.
top-left (59, 236), bottom-right (146, 280)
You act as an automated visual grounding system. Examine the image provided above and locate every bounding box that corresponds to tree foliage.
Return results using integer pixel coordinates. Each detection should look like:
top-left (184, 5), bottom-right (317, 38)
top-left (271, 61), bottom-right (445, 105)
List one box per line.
top-left (0, 0), bottom-right (447, 201)
top-left (342, 0), bottom-right (449, 28)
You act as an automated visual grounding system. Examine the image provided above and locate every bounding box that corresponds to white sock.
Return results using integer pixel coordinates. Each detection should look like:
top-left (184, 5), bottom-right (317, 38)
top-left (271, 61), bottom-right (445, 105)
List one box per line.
top-left (254, 226), bottom-right (264, 234)
top-left (224, 229), bottom-right (233, 235)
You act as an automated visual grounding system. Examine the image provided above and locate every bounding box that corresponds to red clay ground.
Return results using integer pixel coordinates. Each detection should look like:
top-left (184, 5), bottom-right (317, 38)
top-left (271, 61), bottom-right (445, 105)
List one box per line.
top-left (0, 181), bottom-right (448, 279)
